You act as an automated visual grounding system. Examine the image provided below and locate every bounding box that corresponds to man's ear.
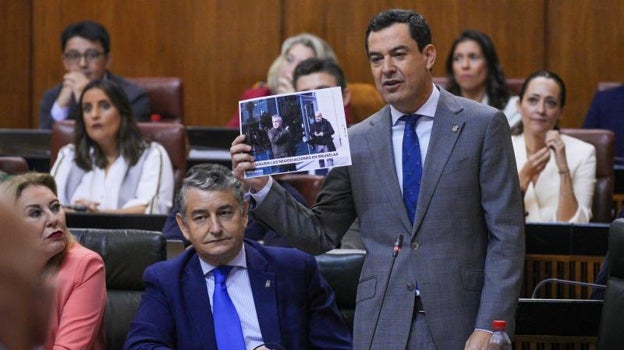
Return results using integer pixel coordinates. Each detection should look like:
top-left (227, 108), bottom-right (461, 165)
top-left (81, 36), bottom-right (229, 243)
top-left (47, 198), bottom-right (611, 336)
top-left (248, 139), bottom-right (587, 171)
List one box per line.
top-left (175, 213), bottom-right (191, 241)
top-left (241, 201), bottom-right (250, 229)
top-left (342, 86), bottom-right (352, 108)
top-left (104, 52), bottom-right (112, 70)
top-left (423, 44), bottom-right (437, 70)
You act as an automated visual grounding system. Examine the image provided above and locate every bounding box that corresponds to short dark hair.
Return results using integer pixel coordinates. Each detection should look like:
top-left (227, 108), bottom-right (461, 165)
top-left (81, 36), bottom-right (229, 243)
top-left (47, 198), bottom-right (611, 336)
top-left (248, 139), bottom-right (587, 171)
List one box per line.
top-left (61, 21), bottom-right (110, 53)
top-left (365, 9), bottom-right (432, 55)
top-left (175, 163), bottom-right (245, 222)
top-left (292, 58), bottom-right (347, 90)
top-left (445, 30), bottom-right (511, 110)
top-left (74, 80), bottom-right (145, 170)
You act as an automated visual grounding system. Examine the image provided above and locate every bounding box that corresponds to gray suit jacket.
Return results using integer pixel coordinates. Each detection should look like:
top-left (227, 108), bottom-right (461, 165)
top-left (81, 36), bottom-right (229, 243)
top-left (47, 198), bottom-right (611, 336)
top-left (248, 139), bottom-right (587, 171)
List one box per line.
top-left (254, 87), bottom-right (525, 349)
top-left (39, 71), bottom-right (150, 129)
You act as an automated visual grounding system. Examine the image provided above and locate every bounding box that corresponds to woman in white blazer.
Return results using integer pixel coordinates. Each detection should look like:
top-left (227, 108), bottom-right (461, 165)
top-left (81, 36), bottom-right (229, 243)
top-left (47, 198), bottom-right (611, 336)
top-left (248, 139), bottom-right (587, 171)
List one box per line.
top-left (512, 70), bottom-right (596, 223)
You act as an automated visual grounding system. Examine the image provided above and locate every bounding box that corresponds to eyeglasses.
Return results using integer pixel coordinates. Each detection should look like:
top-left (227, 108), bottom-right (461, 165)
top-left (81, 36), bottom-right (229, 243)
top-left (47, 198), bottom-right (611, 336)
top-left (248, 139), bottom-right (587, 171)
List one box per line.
top-left (62, 50), bottom-right (105, 64)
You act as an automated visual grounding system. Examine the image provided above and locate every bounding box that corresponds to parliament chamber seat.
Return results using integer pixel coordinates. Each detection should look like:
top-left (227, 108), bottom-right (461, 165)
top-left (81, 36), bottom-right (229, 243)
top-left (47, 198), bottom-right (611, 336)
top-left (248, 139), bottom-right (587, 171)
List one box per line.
top-left (277, 173), bottom-right (325, 207)
top-left (71, 228), bottom-right (166, 350)
top-left (315, 249), bottom-right (366, 332)
top-left (597, 219), bottom-right (624, 349)
top-left (347, 82), bottom-right (385, 124)
top-left (127, 77), bottom-right (184, 123)
top-left (0, 156), bottom-right (29, 174)
top-left (50, 120), bottom-right (188, 189)
top-left (560, 128), bottom-right (615, 223)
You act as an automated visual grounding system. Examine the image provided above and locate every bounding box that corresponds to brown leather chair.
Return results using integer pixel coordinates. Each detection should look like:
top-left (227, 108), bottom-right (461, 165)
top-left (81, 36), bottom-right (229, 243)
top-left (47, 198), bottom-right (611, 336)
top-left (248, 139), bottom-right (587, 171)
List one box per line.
top-left (277, 173), bottom-right (325, 207)
top-left (597, 219), bottom-right (624, 349)
top-left (561, 128), bottom-right (615, 223)
top-left (348, 82), bottom-right (385, 124)
top-left (50, 120), bottom-right (188, 189)
top-left (0, 156), bottom-right (29, 174)
top-left (127, 77), bottom-right (184, 123)
top-left (433, 76), bottom-right (525, 95)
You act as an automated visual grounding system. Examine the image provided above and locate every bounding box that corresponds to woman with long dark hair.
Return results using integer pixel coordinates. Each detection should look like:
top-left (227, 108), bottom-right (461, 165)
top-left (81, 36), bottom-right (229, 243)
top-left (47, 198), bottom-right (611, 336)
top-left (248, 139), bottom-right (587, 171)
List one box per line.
top-left (51, 80), bottom-right (174, 214)
top-left (445, 30), bottom-right (520, 126)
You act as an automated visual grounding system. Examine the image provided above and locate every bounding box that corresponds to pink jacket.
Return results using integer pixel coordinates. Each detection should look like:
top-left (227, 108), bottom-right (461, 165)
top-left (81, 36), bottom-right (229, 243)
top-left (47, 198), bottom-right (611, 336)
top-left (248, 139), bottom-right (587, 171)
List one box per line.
top-left (45, 242), bottom-right (106, 349)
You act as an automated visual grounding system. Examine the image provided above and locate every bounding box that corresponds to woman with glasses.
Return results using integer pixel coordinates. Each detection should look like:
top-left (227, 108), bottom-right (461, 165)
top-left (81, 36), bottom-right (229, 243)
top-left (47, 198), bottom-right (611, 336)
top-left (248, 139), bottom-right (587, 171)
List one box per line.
top-left (39, 20), bottom-right (149, 129)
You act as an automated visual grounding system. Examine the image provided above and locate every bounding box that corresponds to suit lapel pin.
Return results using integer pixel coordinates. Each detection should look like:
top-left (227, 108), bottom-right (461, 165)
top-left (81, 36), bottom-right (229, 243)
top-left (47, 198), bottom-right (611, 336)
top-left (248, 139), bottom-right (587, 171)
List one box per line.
top-left (452, 124), bottom-right (460, 133)
top-left (265, 280), bottom-right (271, 288)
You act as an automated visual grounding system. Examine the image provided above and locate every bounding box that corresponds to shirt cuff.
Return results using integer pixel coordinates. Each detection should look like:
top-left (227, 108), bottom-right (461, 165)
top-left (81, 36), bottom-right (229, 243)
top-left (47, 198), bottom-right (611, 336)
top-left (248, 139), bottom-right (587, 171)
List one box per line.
top-left (51, 102), bottom-right (70, 121)
top-left (249, 176), bottom-right (273, 204)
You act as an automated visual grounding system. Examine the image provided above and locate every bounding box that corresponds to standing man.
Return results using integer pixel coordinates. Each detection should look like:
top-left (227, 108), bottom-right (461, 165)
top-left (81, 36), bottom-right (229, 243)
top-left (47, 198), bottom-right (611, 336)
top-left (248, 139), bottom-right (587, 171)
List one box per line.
top-left (267, 114), bottom-right (296, 172)
top-left (231, 8), bottom-right (524, 350)
top-left (125, 164), bottom-right (351, 349)
top-left (309, 111), bottom-right (336, 167)
top-left (39, 21), bottom-right (149, 129)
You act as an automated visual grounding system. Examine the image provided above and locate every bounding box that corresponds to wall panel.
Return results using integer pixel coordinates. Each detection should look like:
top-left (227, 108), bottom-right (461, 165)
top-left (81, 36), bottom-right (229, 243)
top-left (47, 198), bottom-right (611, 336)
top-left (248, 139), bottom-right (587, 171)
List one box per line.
top-left (0, 0), bottom-right (32, 128)
top-left (31, 0), bottom-right (281, 127)
top-left (546, 0), bottom-right (624, 127)
top-left (0, 0), bottom-right (620, 130)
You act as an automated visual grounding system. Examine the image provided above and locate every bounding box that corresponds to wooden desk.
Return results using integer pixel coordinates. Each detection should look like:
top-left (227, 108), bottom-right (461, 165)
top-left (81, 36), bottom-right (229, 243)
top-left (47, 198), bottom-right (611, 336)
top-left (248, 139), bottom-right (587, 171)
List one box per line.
top-left (524, 223), bottom-right (609, 299)
top-left (514, 298), bottom-right (602, 349)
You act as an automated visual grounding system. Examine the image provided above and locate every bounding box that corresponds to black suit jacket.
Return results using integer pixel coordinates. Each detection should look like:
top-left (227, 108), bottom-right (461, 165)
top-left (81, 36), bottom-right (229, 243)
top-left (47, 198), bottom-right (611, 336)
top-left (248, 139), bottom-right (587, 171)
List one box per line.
top-left (39, 71), bottom-right (150, 129)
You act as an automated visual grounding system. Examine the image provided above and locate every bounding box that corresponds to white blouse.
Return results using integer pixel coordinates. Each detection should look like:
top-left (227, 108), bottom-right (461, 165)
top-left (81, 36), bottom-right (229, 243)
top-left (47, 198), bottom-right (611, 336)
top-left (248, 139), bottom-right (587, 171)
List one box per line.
top-left (482, 95), bottom-right (520, 127)
top-left (512, 134), bottom-right (596, 223)
top-left (51, 142), bottom-right (174, 214)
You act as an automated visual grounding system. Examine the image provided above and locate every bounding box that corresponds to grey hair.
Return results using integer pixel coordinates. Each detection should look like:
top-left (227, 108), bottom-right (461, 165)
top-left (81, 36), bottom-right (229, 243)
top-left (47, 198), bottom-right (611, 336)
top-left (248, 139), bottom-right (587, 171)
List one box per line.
top-left (175, 163), bottom-right (245, 222)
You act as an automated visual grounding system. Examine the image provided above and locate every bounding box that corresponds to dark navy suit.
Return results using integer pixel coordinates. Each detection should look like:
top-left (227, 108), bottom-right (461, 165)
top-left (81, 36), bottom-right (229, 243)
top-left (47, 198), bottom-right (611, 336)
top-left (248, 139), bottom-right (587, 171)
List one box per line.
top-left (124, 240), bottom-right (351, 349)
top-left (582, 85), bottom-right (624, 159)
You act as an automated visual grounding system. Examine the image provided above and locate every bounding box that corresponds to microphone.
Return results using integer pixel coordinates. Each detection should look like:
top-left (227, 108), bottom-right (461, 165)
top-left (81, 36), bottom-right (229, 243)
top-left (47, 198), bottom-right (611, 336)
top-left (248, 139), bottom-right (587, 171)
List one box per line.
top-left (531, 278), bottom-right (606, 298)
top-left (369, 234), bottom-right (404, 349)
top-left (393, 234), bottom-right (403, 257)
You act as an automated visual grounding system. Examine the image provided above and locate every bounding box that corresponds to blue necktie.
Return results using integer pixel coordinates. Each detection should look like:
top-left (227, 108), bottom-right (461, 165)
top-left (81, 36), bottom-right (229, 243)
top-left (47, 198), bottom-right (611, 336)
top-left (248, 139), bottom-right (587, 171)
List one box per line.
top-left (212, 266), bottom-right (246, 350)
top-left (400, 114), bottom-right (422, 225)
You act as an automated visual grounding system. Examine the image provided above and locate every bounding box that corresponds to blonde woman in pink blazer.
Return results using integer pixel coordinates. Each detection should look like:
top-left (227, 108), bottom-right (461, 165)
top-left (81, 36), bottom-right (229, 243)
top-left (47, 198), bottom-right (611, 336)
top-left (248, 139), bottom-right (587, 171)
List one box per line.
top-left (1, 172), bottom-right (106, 349)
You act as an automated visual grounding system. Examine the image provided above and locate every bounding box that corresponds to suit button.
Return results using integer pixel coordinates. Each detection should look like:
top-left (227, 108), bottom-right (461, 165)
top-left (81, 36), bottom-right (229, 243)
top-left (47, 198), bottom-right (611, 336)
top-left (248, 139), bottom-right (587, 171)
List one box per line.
top-left (411, 241), bottom-right (420, 250)
top-left (406, 282), bottom-right (415, 291)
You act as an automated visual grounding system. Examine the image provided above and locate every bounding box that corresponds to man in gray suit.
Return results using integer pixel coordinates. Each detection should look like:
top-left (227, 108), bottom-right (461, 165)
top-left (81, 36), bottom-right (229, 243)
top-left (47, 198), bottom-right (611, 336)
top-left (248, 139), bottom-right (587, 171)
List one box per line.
top-left (231, 9), bottom-right (524, 350)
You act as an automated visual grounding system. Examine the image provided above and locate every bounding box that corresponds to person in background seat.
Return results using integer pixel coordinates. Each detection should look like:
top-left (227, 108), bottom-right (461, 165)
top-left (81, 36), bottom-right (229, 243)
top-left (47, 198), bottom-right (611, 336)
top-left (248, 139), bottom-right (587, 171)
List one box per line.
top-left (40, 20), bottom-right (149, 129)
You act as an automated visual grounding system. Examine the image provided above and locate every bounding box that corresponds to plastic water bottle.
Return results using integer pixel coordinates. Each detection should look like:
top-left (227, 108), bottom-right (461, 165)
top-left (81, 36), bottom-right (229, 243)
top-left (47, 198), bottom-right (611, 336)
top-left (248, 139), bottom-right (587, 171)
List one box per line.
top-left (487, 320), bottom-right (512, 350)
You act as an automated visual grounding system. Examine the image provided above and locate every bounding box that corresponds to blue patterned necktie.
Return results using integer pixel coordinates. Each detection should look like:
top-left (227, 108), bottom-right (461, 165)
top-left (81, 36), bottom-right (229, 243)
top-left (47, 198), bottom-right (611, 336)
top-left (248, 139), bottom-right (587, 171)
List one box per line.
top-left (399, 114), bottom-right (423, 225)
top-left (212, 266), bottom-right (246, 350)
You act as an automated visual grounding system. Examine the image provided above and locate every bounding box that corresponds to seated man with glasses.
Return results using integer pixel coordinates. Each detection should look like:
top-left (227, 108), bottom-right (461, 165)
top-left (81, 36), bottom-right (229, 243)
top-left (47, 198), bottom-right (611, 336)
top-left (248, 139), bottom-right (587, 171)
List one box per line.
top-left (39, 20), bottom-right (150, 129)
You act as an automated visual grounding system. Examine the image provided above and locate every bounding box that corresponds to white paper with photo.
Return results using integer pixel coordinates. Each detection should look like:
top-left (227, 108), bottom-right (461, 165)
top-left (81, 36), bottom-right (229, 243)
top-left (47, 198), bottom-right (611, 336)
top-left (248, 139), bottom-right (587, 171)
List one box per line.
top-left (239, 87), bottom-right (352, 178)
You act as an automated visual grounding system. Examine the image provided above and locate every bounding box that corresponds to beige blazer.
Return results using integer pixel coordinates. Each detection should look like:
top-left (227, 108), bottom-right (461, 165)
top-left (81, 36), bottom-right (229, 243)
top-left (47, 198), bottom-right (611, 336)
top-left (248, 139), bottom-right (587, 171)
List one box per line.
top-left (512, 134), bottom-right (596, 223)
